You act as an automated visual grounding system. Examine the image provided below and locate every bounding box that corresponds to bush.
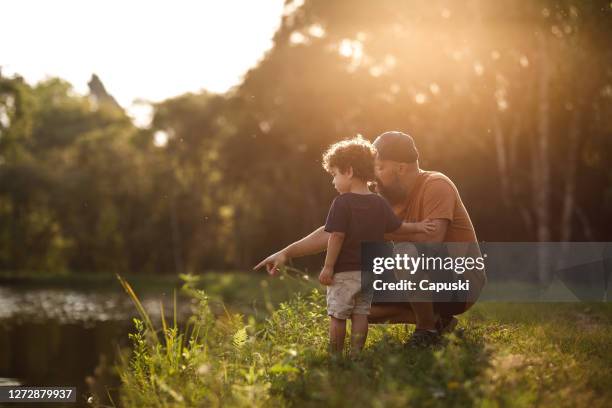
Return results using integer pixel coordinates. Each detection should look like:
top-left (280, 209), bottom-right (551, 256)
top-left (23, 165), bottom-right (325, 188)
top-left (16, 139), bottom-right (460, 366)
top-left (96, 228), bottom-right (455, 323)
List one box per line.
top-left (116, 282), bottom-right (493, 408)
top-left (115, 276), bottom-right (612, 407)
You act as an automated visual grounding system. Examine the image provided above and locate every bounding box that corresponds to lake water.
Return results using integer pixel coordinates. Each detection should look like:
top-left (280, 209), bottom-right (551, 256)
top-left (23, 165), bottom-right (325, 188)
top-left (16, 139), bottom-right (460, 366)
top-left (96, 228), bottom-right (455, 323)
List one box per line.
top-left (0, 284), bottom-right (194, 407)
top-left (0, 273), bottom-right (307, 407)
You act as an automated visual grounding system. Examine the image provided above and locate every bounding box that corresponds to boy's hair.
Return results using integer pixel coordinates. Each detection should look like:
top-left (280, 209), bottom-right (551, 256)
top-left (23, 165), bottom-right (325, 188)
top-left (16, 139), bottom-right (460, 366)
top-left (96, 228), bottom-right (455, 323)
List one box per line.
top-left (322, 135), bottom-right (376, 181)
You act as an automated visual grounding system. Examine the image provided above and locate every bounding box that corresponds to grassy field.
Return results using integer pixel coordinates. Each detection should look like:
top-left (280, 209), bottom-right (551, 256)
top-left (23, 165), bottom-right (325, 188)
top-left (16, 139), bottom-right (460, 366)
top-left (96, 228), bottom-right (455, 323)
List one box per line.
top-left (112, 272), bottom-right (612, 408)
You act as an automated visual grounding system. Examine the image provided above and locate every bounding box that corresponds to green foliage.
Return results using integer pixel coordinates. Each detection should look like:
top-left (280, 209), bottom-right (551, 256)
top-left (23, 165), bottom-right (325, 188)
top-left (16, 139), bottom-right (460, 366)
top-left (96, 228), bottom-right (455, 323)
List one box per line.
top-left (116, 280), bottom-right (612, 407)
top-left (2, 0), bottom-right (612, 275)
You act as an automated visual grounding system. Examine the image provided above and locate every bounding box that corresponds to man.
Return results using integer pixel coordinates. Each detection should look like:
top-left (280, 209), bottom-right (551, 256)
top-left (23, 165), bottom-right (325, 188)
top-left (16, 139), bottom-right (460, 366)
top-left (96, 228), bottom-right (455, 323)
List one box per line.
top-left (254, 131), bottom-right (486, 346)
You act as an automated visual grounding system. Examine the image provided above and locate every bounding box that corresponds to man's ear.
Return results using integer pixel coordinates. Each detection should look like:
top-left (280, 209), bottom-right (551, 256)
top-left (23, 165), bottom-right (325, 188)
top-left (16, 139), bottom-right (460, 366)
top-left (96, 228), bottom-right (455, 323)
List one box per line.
top-left (347, 166), bottom-right (354, 178)
top-left (396, 162), bottom-right (407, 175)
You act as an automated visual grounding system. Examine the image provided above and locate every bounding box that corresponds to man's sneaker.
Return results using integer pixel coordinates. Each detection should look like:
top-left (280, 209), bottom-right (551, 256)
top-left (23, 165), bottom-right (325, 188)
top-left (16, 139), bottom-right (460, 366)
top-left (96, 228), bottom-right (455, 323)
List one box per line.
top-left (405, 329), bottom-right (442, 348)
top-left (436, 316), bottom-right (459, 335)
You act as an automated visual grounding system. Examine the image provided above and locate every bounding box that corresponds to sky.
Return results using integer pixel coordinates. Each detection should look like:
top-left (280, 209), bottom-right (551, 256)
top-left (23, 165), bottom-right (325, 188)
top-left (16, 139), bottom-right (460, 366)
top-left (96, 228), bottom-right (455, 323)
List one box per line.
top-left (1, 0), bottom-right (286, 126)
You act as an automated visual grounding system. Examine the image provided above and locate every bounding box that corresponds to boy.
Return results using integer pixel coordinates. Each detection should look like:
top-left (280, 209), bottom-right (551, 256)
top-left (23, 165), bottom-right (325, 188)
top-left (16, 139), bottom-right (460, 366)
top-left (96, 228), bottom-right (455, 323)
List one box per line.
top-left (320, 136), bottom-right (435, 357)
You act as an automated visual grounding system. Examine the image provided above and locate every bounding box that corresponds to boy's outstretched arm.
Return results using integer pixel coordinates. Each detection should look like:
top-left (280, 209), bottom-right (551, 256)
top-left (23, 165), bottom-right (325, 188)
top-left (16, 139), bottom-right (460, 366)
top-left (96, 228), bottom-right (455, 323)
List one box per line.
top-left (319, 232), bottom-right (345, 285)
top-left (253, 225), bottom-right (329, 275)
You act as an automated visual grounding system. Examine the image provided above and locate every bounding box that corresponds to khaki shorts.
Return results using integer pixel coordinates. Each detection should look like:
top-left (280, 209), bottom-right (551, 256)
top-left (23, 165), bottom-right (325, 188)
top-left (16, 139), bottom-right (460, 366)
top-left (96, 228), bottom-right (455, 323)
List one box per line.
top-left (326, 270), bottom-right (373, 319)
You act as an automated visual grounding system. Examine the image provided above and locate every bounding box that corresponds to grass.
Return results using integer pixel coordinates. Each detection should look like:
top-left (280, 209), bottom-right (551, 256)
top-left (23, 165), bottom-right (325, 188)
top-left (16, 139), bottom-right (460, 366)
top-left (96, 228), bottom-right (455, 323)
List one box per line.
top-left (109, 272), bottom-right (612, 408)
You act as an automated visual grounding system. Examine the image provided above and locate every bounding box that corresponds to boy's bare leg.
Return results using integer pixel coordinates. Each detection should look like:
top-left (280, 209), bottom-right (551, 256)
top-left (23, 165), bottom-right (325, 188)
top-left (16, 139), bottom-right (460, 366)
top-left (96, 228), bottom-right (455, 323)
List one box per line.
top-left (329, 316), bottom-right (346, 355)
top-left (350, 313), bottom-right (368, 357)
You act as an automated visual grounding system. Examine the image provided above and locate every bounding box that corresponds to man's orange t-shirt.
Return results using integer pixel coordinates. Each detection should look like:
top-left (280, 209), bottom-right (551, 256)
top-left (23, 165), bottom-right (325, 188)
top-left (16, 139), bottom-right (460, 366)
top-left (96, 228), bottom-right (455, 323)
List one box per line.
top-left (398, 171), bottom-right (476, 242)
top-left (396, 170), bottom-right (487, 296)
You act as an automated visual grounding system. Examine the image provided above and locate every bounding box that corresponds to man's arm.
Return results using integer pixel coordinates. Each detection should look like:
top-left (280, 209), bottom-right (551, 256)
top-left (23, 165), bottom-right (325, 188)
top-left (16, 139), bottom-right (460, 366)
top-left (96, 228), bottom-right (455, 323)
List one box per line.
top-left (253, 225), bottom-right (329, 274)
top-left (286, 225), bottom-right (329, 258)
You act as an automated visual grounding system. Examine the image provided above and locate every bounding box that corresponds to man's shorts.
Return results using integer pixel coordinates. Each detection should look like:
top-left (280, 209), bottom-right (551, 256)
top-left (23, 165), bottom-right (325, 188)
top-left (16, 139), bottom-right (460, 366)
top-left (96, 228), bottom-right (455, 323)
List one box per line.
top-left (326, 270), bottom-right (373, 319)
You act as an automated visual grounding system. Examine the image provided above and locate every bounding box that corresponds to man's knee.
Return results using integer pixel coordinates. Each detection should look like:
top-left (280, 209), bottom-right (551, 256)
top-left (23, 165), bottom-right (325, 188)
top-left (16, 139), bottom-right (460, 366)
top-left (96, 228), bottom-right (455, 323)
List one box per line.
top-left (368, 303), bottom-right (416, 324)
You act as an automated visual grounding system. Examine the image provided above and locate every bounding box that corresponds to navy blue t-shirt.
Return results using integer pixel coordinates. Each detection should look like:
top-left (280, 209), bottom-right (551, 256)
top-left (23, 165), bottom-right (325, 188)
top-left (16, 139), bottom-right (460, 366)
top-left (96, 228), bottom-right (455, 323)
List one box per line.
top-left (324, 193), bottom-right (402, 273)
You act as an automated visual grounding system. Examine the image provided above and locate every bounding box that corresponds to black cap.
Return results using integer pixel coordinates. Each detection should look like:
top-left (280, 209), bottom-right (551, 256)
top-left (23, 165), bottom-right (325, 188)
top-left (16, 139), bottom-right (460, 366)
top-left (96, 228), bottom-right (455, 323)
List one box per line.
top-left (372, 131), bottom-right (419, 163)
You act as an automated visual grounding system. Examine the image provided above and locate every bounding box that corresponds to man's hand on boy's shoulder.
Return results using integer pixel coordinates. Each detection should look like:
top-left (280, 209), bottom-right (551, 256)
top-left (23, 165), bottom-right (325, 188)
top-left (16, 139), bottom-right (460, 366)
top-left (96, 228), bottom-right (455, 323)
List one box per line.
top-left (319, 265), bottom-right (334, 286)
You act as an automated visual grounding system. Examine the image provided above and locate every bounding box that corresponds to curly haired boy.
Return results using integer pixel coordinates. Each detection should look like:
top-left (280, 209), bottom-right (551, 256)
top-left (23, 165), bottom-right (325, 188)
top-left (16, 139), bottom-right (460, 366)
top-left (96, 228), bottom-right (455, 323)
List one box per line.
top-left (320, 135), bottom-right (435, 357)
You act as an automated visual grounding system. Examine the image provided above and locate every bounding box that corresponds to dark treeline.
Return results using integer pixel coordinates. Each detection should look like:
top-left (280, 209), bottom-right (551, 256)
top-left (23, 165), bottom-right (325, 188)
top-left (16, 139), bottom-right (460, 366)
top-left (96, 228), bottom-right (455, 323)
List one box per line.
top-left (1, 0), bottom-right (611, 275)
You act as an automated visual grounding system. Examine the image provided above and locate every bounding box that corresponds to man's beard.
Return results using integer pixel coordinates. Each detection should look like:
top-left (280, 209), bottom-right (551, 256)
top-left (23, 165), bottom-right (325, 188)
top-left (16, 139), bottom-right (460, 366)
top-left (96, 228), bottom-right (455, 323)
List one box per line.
top-left (374, 174), bottom-right (407, 205)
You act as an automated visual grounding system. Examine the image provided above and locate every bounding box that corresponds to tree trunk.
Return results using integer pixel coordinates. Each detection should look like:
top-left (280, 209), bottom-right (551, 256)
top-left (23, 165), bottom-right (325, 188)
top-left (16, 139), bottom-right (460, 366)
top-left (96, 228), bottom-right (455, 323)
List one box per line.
top-left (560, 110), bottom-right (580, 242)
top-left (170, 192), bottom-right (184, 275)
top-left (493, 114), bottom-right (510, 206)
top-left (535, 34), bottom-right (552, 283)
